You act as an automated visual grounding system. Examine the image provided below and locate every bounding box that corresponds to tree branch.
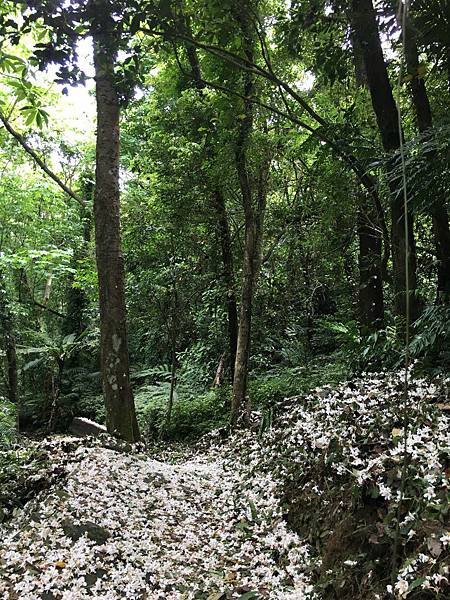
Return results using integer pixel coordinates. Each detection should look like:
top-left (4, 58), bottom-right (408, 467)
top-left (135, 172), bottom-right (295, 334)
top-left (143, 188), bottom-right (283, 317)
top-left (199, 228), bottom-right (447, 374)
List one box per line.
top-left (0, 112), bottom-right (86, 209)
top-left (143, 22), bottom-right (391, 270)
top-left (28, 298), bottom-right (65, 318)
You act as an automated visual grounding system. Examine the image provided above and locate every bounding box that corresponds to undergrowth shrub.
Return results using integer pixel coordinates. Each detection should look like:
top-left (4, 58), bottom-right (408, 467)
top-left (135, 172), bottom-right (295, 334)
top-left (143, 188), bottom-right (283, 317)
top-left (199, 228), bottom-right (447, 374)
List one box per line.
top-left (248, 361), bottom-right (346, 412)
top-left (135, 384), bottom-right (228, 440)
top-left (0, 400), bottom-right (51, 523)
top-left (76, 392), bottom-right (105, 424)
top-left (409, 304), bottom-right (450, 373)
top-left (321, 308), bottom-right (450, 377)
top-left (0, 398), bottom-right (16, 448)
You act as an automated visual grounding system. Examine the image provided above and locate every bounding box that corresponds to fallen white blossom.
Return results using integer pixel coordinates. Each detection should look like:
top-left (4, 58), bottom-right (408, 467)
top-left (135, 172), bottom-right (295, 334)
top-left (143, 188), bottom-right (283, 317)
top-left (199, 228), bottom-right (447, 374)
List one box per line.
top-left (0, 439), bottom-right (315, 599)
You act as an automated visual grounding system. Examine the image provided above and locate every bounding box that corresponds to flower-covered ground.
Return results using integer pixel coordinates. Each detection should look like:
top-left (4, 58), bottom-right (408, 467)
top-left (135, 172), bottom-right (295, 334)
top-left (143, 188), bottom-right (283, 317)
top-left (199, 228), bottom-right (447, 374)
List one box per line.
top-left (0, 437), bottom-right (314, 599)
top-left (0, 372), bottom-right (448, 600)
top-left (212, 372), bottom-right (450, 599)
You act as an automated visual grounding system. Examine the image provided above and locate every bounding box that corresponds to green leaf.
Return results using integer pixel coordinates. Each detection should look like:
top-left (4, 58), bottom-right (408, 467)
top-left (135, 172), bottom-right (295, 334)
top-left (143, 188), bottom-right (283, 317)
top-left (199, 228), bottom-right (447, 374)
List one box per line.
top-left (408, 578), bottom-right (426, 591)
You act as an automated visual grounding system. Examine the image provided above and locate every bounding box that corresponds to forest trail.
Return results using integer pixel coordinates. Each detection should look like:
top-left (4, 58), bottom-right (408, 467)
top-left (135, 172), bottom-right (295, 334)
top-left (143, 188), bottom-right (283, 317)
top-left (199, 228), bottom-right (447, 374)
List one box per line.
top-left (0, 441), bottom-right (313, 600)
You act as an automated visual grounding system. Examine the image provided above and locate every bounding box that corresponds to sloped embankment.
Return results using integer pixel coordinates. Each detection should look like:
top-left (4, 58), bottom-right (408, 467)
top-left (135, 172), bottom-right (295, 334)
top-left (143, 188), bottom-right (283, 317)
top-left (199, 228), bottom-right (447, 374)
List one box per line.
top-left (214, 373), bottom-right (449, 599)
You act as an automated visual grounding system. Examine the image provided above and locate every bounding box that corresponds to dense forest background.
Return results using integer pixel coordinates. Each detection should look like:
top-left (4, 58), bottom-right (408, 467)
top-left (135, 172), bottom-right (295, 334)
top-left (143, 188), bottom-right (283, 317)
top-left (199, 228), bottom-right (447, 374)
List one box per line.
top-left (0, 1), bottom-right (449, 599)
top-left (0, 0), bottom-right (449, 440)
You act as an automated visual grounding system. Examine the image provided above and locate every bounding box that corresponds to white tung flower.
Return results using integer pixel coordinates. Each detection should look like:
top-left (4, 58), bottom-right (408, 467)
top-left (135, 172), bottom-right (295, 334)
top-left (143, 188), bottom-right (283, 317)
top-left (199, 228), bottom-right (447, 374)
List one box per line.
top-left (395, 578), bottom-right (409, 597)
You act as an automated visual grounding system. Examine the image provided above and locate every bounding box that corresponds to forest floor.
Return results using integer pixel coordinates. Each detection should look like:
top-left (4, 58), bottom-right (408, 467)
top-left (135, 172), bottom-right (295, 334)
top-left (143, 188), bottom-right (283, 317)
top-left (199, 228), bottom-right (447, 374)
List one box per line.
top-left (0, 372), bottom-right (449, 600)
top-left (0, 435), bottom-right (313, 600)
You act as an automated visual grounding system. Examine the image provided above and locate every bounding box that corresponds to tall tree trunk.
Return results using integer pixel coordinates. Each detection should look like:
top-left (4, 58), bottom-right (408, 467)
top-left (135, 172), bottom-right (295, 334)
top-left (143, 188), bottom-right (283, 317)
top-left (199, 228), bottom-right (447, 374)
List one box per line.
top-left (351, 0), bottom-right (418, 320)
top-left (231, 5), bottom-right (255, 425)
top-left (404, 19), bottom-right (450, 301)
top-left (92, 0), bottom-right (139, 442)
top-left (231, 201), bottom-right (267, 425)
top-left (231, 2), bottom-right (270, 426)
top-left (182, 28), bottom-right (239, 379)
top-left (350, 21), bottom-right (384, 329)
top-left (212, 190), bottom-right (238, 378)
top-left (164, 283), bottom-right (178, 436)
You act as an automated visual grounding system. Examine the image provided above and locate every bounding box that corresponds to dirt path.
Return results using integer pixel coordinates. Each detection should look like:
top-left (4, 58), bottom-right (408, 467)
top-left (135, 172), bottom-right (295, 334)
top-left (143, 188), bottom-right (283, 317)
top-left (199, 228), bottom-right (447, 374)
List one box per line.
top-left (0, 442), bottom-right (314, 600)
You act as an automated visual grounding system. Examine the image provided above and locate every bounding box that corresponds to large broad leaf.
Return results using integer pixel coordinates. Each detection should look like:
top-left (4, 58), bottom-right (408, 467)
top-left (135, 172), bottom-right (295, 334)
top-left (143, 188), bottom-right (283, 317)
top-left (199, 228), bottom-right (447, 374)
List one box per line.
top-left (22, 357), bottom-right (46, 371)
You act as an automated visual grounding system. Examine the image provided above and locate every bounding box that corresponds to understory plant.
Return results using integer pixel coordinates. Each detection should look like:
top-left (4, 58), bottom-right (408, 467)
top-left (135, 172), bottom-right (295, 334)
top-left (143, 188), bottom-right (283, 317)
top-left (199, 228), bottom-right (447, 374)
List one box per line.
top-left (0, 398), bottom-right (16, 448)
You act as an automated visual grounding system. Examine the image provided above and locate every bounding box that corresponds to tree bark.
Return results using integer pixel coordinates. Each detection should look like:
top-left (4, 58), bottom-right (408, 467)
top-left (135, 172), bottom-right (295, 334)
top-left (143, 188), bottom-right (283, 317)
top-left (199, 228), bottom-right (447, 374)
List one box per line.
top-left (164, 287), bottom-right (178, 435)
top-left (212, 190), bottom-right (238, 379)
top-left (404, 19), bottom-right (450, 301)
top-left (231, 3), bottom-right (270, 426)
top-left (182, 26), bottom-right (239, 380)
top-left (351, 0), bottom-right (418, 320)
top-left (358, 198), bottom-right (384, 329)
top-left (0, 269), bottom-right (18, 427)
top-left (92, 0), bottom-right (140, 442)
top-left (350, 19), bottom-right (385, 329)
top-left (231, 204), bottom-right (267, 425)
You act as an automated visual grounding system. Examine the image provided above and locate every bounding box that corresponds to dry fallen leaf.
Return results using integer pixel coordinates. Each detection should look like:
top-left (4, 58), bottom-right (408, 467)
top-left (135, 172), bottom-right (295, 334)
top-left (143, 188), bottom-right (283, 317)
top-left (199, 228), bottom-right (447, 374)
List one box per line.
top-left (427, 537), bottom-right (442, 558)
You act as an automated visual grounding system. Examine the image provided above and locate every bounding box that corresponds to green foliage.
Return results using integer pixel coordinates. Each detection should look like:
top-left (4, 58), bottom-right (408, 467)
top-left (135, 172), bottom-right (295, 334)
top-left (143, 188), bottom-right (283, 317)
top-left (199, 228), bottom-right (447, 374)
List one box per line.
top-left (321, 305), bottom-right (450, 377)
top-left (249, 361), bottom-right (346, 411)
top-left (17, 329), bottom-right (100, 428)
top-left (0, 398), bottom-right (16, 448)
top-left (75, 392), bottom-right (105, 424)
top-left (409, 304), bottom-right (450, 372)
top-left (0, 443), bottom-right (49, 522)
top-left (319, 320), bottom-right (362, 368)
top-left (249, 368), bottom-right (311, 409)
top-left (135, 384), bottom-right (228, 441)
top-left (359, 325), bottom-right (402, 371)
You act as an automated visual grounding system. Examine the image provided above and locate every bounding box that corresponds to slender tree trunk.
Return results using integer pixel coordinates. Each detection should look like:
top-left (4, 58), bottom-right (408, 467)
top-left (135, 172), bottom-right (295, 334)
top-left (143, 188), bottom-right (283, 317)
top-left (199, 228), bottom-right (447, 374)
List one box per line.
top-left (231, 2), bottom-right (269, 425)
top-left (182, 29), bottom-right (239, 379)
top-left (164, 319), bottom-right (177, 434)
top-left (357, 198), bottom-right (384, 330)
top-left (351, 0), bottom-right (418, 320)
top-left (404, 19), bottom-right (450, 301)
top-left (231, 221), bottom-right (258, 425)
top-left (92, 0), bottom-right (139, 442)
top-left (231, 8), bottom-right (254, 425)
top-left (212, 190), bottom-right (238, 378)
top-left (0, 269), bottom-right (18, 428)
top-left (164, 275), bottom-right (178, 434)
